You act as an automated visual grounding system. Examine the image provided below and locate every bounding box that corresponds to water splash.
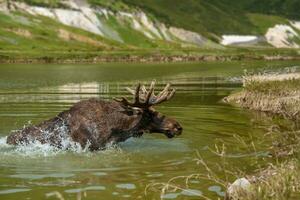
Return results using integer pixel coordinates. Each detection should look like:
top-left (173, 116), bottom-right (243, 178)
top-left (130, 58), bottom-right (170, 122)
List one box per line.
top-left (0, 136), bottom-right (85, 157)
top-left (0, 119), bottom-right (122, 157)
top-left (0, 135), bottom-right (123, 158)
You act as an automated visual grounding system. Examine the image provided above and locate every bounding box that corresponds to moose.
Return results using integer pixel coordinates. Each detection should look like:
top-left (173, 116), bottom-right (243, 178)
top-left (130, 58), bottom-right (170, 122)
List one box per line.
top-left (6, 81), bottom-right (182, 151)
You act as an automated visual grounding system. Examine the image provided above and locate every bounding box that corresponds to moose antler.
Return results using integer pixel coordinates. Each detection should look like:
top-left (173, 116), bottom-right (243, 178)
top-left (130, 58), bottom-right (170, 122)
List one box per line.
top-left (114, 81), bottom-right (176, 108)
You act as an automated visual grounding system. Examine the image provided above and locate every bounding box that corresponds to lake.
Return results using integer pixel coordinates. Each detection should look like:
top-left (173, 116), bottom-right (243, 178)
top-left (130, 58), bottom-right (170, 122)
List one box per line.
top-left (0, 61), bottom-right (299, 200)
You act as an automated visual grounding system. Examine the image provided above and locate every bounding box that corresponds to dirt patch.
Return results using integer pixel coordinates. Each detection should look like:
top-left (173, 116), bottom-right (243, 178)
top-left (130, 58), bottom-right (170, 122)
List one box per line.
top-left (57, 29), bottom-right (106, 47)
top-left (5, 28), bottom-right (32, 38)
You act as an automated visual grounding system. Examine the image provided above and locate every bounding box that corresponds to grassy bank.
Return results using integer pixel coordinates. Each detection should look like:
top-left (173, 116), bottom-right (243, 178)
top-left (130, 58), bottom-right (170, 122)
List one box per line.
top-left (224, 72), bottom-right (300, 120)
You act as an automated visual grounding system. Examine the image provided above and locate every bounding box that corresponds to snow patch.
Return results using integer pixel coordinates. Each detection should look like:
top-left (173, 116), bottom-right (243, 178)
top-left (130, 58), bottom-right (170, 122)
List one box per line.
top-left (265, 24), bottom-right (299, 48)
top-left (221, 35), bottom-right (259, 45)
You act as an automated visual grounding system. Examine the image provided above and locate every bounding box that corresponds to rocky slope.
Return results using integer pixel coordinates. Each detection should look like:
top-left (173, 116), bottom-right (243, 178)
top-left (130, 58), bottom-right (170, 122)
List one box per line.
top-left (1, 0), bottom-right (212, 50)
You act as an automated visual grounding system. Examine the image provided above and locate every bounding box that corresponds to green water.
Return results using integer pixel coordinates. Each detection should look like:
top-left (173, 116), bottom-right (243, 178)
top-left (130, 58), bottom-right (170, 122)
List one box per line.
top-left (0, 61), bottom-right (299, 200)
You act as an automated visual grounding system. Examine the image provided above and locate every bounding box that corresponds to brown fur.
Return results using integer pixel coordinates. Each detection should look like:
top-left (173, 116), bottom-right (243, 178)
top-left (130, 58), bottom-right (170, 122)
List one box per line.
top-left (6, 98), bottom-right (182, 151)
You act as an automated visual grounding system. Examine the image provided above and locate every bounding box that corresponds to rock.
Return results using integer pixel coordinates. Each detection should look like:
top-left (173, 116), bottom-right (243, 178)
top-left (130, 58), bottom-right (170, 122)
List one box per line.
top-left (169, 27), bottom-right (206, 46)
top-left (226, 178), bottom-right (251, 199)
top-left (0, 0), bottom-right (9, 13)
top-left (265, 24), bottom-right (299, 48)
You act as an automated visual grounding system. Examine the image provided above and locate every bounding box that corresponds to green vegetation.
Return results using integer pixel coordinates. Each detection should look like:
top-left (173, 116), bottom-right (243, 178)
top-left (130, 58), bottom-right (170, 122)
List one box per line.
top-left (1, 10), bottom-right (299, 63)
top-left (116, 0), bottom-right (300, 37)
top-left (121, 0), bottom-right (255, 38)
top-left (88, 0), bottom-right (131, 12)
top-left (243, 0), bottom-right (300, 21)
top-left (0, 11), bottom-right (123, 52)
top-left (247, 13), bottom-right (289, 34)
top-left (1, 0), bottom-right (300, 62)
top-left (100, 14), bottom-right (182, 49)
top-left (13, 0), bottom-right (65, 8)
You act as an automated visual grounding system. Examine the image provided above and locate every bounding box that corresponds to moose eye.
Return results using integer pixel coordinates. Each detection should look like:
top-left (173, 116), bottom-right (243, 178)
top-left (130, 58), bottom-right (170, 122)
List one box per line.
top-left (132, 107), bottom-right (143, 115)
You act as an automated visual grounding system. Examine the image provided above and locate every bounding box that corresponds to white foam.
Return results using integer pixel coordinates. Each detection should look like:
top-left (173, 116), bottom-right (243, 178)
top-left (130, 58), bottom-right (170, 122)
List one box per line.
top-left (0, 137), bottom-right (84, 157)
top-left (0, 136), bottom-right (9, 147)
top-left (0, 134), bottom-right (123, 157)
top-left (0, 121), bottom-right (89, 157)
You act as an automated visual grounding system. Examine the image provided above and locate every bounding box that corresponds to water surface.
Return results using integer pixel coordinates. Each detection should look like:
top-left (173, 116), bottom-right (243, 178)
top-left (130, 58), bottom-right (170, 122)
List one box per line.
top-left (0, 61), bottom-right (299, 199)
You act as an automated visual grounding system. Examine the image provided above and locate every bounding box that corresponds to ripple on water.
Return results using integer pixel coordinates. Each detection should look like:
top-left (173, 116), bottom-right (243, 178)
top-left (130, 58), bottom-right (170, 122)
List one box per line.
top-left (208, 185), bottom-right (225, 197)
top-left (145, 172), bottom-right (164, 178)
top-left (189, 180), bottom-right (200, 184)
top-left (64, 185), bottom-right (106, 193)
top-left (9, 173), bottom-right (75, 180)
top-left (161, 193), bottom-right (181, 199)
top-left (115, 183), bottom-right (136, 190)
top-left (161, 189), bottom-right (202, 199)
top-left (92, 172), bottom-right (108, 176)
top-left (181, 189), bottom-right (202, 197)
top-left (0, 188), bottom-right (31, 194)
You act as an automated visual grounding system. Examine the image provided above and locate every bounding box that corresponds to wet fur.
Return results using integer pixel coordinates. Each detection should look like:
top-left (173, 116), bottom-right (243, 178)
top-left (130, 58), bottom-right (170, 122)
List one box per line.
top-left (6, 98), bottom-right (148, 151)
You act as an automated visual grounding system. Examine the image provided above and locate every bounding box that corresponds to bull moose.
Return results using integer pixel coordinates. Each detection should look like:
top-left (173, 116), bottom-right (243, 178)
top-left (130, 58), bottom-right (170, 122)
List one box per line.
top-left (6, 81), bottom-right (182, 151)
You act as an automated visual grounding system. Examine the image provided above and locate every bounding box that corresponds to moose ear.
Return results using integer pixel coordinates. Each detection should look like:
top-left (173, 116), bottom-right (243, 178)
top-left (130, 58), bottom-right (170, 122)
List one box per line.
top-left (119, 107), bottom-right (143, 116)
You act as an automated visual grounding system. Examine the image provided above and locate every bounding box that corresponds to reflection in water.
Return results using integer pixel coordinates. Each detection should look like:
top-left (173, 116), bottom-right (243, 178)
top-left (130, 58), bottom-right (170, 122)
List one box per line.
top-left (0, 75), bottom-right (239, 104)
top-left (0, 61), bottom-right (299, 199)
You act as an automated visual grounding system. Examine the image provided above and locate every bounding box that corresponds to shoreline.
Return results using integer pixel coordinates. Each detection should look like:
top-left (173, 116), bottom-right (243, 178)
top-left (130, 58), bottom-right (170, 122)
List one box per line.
top-left (1, 54), bottom-right (300, 64)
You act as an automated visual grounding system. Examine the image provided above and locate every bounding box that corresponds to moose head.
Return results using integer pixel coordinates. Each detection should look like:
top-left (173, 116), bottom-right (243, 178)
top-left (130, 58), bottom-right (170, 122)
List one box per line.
top-left (115, 81), bottom-right (183, 138)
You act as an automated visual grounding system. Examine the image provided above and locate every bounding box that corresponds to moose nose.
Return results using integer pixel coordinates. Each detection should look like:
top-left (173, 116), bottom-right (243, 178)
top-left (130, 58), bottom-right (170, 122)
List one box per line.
top-left (175, 126), bottom-right (183, 135)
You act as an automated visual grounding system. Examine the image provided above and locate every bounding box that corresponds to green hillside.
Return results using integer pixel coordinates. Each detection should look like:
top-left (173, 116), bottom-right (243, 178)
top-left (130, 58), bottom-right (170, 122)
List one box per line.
top-left (1, 0), bottom-right (300, 62)
top-left (0, 11), bottom-right (124, 59)
top-left (9, 0), bottom-right (300, 38)
top-left (120, 0), bottom-right (300, 37)
top-left (121, 0), bottom-right (254, 38)
top-left (242, 0), bottom-right (300, 20)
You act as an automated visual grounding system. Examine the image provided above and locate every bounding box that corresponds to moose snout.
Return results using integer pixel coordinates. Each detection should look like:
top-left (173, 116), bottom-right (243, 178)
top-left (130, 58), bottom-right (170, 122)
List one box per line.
top-left (165, 123), bottom-right (183, 138)
top-left (170, 124), bottom-right (182, 136)
top-left (173, 125), bottom-right (183, 135)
